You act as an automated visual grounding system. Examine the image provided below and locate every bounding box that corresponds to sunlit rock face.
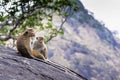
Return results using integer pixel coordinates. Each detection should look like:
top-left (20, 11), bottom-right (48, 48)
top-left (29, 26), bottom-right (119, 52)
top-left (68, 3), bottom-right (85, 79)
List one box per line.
top-left (47, 0), bottom-right (120, 80)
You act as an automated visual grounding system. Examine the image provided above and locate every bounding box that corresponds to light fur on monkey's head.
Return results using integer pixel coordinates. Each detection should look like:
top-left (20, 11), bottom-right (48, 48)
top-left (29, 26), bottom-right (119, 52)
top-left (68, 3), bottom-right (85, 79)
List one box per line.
top-left (36, 36), bottom-right (45, 43)
top-left (36, 36), bottom-right (44, 40)
top-left (23, 28), bottom-right (35, 37)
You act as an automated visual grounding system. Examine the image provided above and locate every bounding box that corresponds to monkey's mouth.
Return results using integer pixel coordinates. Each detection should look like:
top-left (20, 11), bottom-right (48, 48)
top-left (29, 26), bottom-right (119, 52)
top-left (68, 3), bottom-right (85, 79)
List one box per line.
top-left (31, 33), bottom-right (35, 37)
top-left (39, 41), bottom-right (42, 43)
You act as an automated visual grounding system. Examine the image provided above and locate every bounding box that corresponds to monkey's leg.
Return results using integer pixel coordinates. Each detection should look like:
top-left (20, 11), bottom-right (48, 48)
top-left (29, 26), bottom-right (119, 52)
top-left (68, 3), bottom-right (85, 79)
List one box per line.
top-left (31, 50), bottom-right (45, 60)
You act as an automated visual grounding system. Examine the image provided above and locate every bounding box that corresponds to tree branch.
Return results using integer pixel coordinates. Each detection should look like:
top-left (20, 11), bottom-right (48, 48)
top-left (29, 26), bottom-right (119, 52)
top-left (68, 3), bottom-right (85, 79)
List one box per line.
top-left (46, 7), bottom-right (72, 43)
top-left (0, 6), bottom-right (43, 41)
top-left (0, 17), bottom-right (13, 30)
top-left (0, 1), bottom-right (73, 42)
top-left (0, 34), bottom-right (17, 41)
top-left (46, 16), bottom-right (68, 43)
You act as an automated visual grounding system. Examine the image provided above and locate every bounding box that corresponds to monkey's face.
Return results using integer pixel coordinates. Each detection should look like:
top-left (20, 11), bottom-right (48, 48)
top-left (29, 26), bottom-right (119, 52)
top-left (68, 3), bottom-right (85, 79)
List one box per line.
top-left (24, 28), bottom-right (35, 37)
top-left (36, 37), bottom-right (44, 43)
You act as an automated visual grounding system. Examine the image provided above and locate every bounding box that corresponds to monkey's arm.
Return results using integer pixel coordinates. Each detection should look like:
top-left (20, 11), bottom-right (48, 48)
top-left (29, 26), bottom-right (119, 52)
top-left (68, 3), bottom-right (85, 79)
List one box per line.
top-left (33, 41), bottom-right (39, 49)
top-left (44, 48), bottom-right (48, 59)
top-left (21, 46), bottom-right (34, 58)
top-left (17, 42), bottom-right (34, 59)
top-left (25, 46), bottom-right (45, 60)
top-left (31, 50), bottom-right (45, 60)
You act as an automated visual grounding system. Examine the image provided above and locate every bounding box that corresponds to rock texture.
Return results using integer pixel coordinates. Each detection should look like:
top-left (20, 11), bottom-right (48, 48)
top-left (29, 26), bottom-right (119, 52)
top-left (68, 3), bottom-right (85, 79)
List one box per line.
top-left (0, 45), bottom-right (87, 80)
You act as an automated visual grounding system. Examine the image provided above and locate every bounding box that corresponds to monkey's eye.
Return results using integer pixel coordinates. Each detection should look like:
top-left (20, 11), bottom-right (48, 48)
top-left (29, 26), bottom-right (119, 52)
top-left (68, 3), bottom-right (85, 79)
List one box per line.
top-left (25, 31), bottom-right (28, 34)
top-left (36, 37), bottom-right (38, 39)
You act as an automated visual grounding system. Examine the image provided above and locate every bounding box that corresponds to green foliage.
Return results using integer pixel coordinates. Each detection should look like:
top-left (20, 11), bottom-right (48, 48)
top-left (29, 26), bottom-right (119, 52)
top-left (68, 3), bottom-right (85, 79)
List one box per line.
top-left (0, 15), bottom-right (4, 22)
top-left (46, 22), bottom-right (53, 29)
top-left (59, 29), bottom-right (64, 35)
top-left (0, 0), bottom-right (79, 44)
top-left (0, 14), bottom-right (9, 22)
top-left (38, 23), bottom-right (44, 30)
top-left (0, 27), bottom-right (9, 34)
top-left (0, 41), bottom-right (6, 45)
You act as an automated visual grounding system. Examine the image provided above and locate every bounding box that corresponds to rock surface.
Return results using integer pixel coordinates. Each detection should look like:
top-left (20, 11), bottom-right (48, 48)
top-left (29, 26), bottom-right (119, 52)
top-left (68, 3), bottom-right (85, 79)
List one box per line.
top-left (0, 45), bottom-right (87, 80)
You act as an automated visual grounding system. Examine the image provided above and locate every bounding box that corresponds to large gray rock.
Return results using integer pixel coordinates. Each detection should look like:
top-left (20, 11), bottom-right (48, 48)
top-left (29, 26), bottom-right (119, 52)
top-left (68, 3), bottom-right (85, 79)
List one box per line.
top-left (0, 45), bottom-right (87, 80)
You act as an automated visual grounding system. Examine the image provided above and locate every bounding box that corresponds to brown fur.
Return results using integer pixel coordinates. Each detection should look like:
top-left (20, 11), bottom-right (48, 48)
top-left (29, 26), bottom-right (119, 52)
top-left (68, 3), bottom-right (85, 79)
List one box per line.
top-left (16, 28), bottom-right (45, 60)
top-left (31, 50), bottom-right (45, 60)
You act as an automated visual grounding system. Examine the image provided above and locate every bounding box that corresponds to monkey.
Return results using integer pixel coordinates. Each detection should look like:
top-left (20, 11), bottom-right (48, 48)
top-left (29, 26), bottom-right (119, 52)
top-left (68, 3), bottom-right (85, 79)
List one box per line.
top-left (16, 28), bottom-right (45, 60)
top-left (33, 36), bottom-right (48, 59)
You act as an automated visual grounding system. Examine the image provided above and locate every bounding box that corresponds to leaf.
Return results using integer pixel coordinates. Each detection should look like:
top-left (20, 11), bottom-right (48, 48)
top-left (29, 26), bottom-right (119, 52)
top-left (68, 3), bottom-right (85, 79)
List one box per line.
top-left (52, 28), bottom-right (57, 32)
top-left (0, 41), bottom-right (6, 45)
top-left (12, 29), bottom-right (19, 35)
top-left (0, 16), bottom-right (4, 21)
top-left (64, 13), bottom-right (69, 17)
top-left (40, 26), bottom-right (44, 30)
top-left (59, 29), bottom-right (64, 35)
top-left (0, 27), bottom-right (9, 34)
top-left (46, 22), bottom-right (52, 28)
